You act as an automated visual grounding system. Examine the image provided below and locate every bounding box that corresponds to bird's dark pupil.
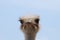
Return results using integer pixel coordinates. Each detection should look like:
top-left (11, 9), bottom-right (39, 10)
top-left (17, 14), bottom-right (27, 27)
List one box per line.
top-left (35, 19), bottom-right (39, 24)
top-left (19, 20), bottom-right (23, 24)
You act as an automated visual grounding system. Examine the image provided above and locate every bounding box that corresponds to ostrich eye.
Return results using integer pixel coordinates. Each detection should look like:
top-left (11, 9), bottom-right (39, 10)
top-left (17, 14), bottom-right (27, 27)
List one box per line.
top-left (19, 20), bottom-right (24, 24)
top-left (35, 19), bottom-right (39, 24)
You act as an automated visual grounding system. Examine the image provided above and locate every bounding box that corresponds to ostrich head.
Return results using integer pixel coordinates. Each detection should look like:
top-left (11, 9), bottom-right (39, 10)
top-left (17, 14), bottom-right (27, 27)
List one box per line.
top-left (19, 15), bottom-right (40, 40)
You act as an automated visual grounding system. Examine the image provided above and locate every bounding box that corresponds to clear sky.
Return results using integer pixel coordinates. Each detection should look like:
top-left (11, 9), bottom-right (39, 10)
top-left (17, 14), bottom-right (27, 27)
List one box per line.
top-left (0, 0), bottom-right (60, 40)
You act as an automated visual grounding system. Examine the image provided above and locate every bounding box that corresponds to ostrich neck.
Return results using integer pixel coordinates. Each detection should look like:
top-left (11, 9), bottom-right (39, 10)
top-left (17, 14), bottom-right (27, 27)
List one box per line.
top-left (25, 33), bottom-right (36, 40)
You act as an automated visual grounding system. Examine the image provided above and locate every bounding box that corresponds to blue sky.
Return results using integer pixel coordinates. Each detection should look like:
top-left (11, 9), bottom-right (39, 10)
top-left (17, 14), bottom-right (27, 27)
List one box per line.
top-left (0, 0), bottom-right (60, 40)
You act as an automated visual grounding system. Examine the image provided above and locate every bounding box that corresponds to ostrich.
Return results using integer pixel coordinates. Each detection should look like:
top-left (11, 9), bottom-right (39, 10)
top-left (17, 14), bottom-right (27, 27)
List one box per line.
top-left (19, 15), bottom-right (40, 40)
